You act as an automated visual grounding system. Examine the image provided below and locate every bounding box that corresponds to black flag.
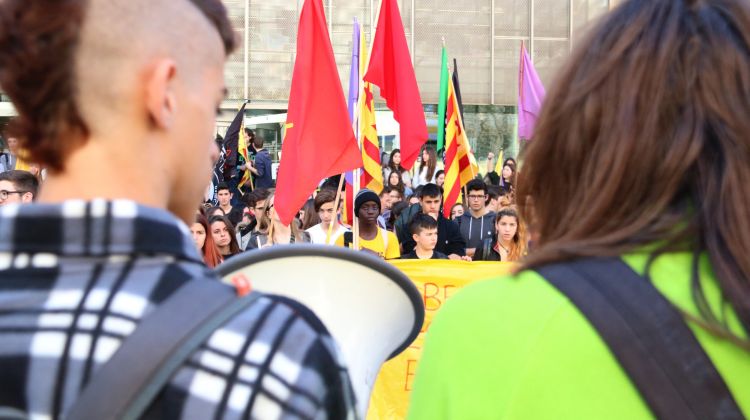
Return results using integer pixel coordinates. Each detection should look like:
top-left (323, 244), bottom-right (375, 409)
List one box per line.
top-left (452, 58), bottom-right (465, 124)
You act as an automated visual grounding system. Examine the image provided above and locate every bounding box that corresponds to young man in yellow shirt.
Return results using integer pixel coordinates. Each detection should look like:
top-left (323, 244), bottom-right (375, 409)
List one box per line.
top-left (337, 189), bottom-right (400, 259)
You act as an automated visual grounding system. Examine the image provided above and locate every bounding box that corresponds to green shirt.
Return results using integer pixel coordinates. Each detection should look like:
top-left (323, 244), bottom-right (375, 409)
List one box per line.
top-left (408, 252), bottom-right (749, 419)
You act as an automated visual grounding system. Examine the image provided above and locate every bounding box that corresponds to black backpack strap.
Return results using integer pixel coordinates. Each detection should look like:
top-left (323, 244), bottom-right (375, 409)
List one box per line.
top-left (536, 257), bottom-right (744, 420)
top-left (65, 279), bottom-right (262, 420)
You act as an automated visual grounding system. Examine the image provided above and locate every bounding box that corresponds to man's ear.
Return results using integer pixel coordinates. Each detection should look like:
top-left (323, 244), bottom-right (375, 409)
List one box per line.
top-left (22, 192), bottom-right (34, 203)
top-left (145, 59), bottom-right (178, 130)
top-left (412, 233), bottom-right (419, 243)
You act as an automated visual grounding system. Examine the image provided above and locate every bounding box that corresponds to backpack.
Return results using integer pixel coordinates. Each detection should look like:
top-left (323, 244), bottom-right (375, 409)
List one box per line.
top-left (0, 279), bottom-right (260, 420)
top-left (537, 258), bottom-right (744, 420)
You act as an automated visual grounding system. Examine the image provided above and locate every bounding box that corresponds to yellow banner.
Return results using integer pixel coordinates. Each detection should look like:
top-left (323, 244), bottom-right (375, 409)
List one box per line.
top-left (367, 260), bottom-right (515, 419)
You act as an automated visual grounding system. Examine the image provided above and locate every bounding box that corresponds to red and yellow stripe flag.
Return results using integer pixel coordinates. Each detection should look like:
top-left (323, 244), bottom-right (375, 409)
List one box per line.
top-left (443, 77), bottom-right (479, 218)
top-left (238, 121), bottom-right (253, 193)
top-left (358, 26), bottom-right (383, 193)
top-left (359, 81), bottom-right (383, 192)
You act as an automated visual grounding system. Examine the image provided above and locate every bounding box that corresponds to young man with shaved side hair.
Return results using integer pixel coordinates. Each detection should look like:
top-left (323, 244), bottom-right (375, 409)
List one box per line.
top-left (0, 0), bottom-right (355, 418)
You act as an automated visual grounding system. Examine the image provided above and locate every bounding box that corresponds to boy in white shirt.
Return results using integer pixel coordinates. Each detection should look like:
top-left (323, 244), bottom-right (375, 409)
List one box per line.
top-left (306, 188), bottom-right (349, 245)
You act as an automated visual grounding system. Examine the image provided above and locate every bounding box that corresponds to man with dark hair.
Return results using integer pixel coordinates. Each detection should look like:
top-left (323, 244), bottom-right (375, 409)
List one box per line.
top-left (236, 189), bottom-right (258, 250)
top-left (388, 187), bottom-right (403, 206)
top-left (380, 185), bottom-right (394, 211)
top-left (0, 0), bottom-right (355, 418)
top-left (401, 214), bottom-right (447, 260)
top-left (251, 187), bottom-right (271, 227)
top-left (397, 183), bottom-right (467, 260)
top-left (0, 170), bottom-right (39, 205)
top-left (216, 182), bottom-right (243, 226)
top-left (486, 185), bottom-right (503, 213)
top-left (458, 179), bottom-right (496, 258)
top-left (307, 188), bottom-right (348, 244)
top-left (248, 135), bottom-right (273, 189)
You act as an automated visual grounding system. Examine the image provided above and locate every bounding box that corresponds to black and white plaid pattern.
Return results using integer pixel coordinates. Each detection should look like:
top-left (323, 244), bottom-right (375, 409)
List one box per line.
top-left (0, 200), bottom-right (356, 419)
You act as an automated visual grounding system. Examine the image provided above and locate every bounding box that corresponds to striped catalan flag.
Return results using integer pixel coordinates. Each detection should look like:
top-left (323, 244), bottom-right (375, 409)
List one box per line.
top-left (443, 73), bottom-right (479, 218)
top-left (238, 120), bottom-right (253, 193)
top-left (343, 23), bottom-right (383, 224)
top-left (358, 24), bottom-right (383, 193)
top-left (359, 82), bottom-right (383, 192)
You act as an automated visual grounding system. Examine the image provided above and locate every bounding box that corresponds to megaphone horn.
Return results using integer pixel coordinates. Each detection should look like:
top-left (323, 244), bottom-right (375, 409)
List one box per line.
top-left (217, 245), bottom-right (425, 417)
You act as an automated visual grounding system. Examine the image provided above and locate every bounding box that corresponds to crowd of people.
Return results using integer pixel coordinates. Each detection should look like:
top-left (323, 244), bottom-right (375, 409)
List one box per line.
top-left (1, 0), bottom-right (747, 418)
top-left (183, 143), bottom-right (528, 267)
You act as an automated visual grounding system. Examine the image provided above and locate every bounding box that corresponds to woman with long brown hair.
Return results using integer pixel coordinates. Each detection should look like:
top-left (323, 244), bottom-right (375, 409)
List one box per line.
top-left (412, 146), bottom-right (437, 188)
top-left (410, 1), bottom-right (750, 418)
top-left (474, 208), bottom-right (527, 262)
top-left (499, 163), bottom-right (515, 195)
top-left (298, 198), bottom-right (320, 231)
top-left (191, 214), bottom-right (223, 268)
top-left (383, 148), bottom-right (412, 188)
top-left (208, 215), bottom-right (241, 260)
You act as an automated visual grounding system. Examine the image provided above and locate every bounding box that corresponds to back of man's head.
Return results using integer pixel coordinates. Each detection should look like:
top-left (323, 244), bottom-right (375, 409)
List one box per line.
top-left (0, 0), bottom-right (236, 223)
top-left (253, 136), bottom-right (265, 150)
top-left (0, 0), bottom-right (235, 171)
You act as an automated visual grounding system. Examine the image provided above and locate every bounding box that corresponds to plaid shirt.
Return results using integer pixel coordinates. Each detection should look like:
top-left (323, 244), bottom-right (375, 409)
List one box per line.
top-left (0, 200), bottom-right (356, 419)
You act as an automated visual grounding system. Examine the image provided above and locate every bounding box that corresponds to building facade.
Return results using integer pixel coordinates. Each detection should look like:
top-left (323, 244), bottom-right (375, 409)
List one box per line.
top-left (221, 0), bottom-right (617, 160)
top-left (1, 0), bottom-right (621, 157)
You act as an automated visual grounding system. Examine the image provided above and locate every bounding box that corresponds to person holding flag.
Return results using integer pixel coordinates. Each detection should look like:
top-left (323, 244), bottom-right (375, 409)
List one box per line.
top-left (246, 134), bottom-right (273, 189)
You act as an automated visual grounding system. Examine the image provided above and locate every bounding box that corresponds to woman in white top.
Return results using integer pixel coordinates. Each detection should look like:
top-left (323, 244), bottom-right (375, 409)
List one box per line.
top-left (412, 146), bottom-right (438, 188)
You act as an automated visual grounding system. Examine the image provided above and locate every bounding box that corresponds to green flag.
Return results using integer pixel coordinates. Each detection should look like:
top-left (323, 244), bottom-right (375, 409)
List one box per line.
top-left (436, 46), bottom-right (449, 152)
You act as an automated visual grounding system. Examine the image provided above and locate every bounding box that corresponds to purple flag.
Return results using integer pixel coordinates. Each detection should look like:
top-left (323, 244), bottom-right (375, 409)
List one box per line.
top-left (518, 42), bottom-right (546, 140)
top-left (345, 18), bottom-right (362, 191)
top-left (348, 18), bottom-right (361, 123)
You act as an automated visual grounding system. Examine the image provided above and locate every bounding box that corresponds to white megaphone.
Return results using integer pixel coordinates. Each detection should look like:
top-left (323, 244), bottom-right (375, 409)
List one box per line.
top-left (217, 245), bottom-right (424, 417)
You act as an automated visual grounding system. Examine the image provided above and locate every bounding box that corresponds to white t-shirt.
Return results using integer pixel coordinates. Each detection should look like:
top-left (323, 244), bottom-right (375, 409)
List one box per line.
top-left (306, 223), bottom-right (349, 245)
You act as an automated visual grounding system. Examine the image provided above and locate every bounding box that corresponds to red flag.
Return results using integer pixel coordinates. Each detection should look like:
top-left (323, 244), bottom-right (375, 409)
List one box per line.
top-left (275, 0), bottom-right (363, 225)
top-left (364, 0), bottom-right (427, 170)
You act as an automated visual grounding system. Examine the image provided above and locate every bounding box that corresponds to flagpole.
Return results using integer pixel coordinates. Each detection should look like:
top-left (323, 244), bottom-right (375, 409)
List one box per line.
top-left (352, 3), bottom-right (382, 252)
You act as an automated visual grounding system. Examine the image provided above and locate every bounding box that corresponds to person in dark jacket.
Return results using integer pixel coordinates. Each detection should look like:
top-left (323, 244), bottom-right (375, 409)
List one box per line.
top-left (458, 179), bottom-right (496, 258)
top-left (248, 135), bottom-right (274, 189)
top-left (401, 214), bottom-right (448, 260)
top-left (397, 183), bottom-right (468, 260)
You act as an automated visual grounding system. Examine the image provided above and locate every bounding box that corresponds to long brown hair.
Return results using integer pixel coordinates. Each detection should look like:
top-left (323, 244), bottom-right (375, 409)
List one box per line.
top-left (495, 208), bottom-right (527, 262)
top-left (299, 198), bottom-right (320, 230)
top-left (519, 0), bottom-right (750, 336)
top-left (259, 192), bottom-right (306, 244)
top-left (388, 148), bottom-right (406, 174)
top-left (209, 215), bottom-right (240, 256)
top-left (420, 146), bottom-right (437, 181)
top-left (195, 214), bottom-right (222, 268)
